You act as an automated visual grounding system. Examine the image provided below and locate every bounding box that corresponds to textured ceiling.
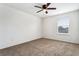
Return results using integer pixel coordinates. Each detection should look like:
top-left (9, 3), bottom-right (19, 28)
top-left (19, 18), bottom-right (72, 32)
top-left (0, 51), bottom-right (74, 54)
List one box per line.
top-left (4, 3), bottom-right (79, 18)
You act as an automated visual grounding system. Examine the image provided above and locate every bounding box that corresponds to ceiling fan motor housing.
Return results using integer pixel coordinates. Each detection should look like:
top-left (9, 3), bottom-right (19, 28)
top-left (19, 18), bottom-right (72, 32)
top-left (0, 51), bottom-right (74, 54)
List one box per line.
top-left (42, 5), bottom-right (47, 9)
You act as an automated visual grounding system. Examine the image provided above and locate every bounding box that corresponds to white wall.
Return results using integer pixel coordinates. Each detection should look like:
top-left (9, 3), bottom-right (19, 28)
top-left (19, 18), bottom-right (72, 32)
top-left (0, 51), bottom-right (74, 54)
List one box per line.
top-left (43, 10), bottom-right (79, 44)
top-left (0, 4), bottom-right (42, 49)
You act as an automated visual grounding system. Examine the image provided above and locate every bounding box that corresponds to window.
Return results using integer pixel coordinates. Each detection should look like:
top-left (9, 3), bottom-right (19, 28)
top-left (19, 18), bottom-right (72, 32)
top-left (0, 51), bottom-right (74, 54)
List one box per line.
top-left (57, 16), bottom-right (69, 34)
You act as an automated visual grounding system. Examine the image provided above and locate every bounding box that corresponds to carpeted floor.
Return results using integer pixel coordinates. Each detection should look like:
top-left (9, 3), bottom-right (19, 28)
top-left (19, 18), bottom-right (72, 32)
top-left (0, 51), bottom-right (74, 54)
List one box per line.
top-left (0, 38), bottom-right (79, 56)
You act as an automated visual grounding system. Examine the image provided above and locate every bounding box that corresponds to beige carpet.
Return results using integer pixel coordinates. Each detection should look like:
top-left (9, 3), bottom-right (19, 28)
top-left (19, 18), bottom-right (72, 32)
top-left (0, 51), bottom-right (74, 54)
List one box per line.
top-left (0, 38), bottom-right (79, 56)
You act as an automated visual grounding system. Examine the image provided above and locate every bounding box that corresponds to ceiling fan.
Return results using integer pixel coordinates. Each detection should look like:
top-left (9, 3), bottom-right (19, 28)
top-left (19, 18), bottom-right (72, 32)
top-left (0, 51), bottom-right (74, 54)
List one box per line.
top-left (34, 3), bottom-right (56, 14)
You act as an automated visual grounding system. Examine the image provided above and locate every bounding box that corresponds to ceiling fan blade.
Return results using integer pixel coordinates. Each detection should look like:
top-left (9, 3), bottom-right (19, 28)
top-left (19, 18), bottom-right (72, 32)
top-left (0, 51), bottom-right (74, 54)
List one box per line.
top-left (47, 8), bottom-right (56, 10)
top-left (47, 3), bottom-right (51, 7)
top-left (34, 6), bottom-right (41, 8)
top-left (36, 10), bottom-right (43, 13)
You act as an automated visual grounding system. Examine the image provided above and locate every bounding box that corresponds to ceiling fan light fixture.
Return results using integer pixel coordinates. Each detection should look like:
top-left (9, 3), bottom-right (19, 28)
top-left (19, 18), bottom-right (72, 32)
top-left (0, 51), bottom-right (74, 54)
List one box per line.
top-left (43, 9), bottom-right (47, 12)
